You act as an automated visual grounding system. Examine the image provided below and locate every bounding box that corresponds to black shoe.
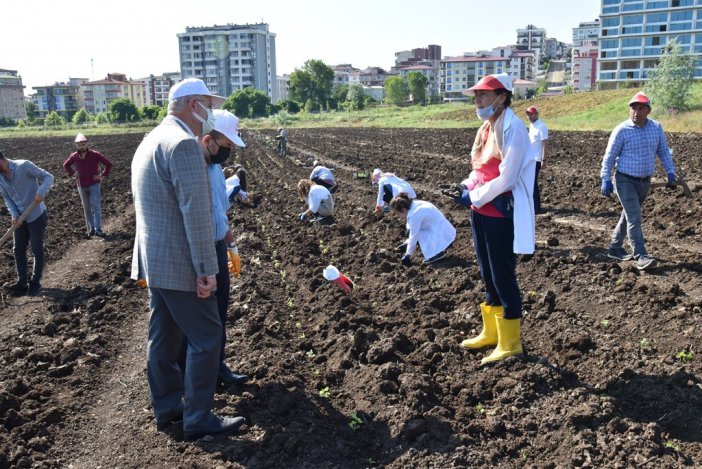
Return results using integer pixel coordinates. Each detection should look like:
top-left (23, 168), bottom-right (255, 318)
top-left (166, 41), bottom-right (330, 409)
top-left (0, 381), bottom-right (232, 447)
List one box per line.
top-left (183, 415), bottom-right (246, 441)
top-left (94, 230), bottom-right (107, 238)
top-left (3, 281), bottom-right (28, 294)
top-left (424, 251), bottom-right (447, 264)
top-left (85, 228), bottom-right (95, 238)
top-left (27, 282), bottom-right (42, 297)
top-left (219, 363), bottom-right (250, 385)
top-left (156, 410), bottom-right (184, 431)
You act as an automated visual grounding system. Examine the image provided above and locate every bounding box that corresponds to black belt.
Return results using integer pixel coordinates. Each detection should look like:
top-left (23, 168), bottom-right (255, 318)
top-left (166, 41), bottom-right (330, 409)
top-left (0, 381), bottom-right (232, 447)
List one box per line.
top-left (617, 172), bottom-right (651, 182)
top-left (215, 239), bottom-right (226, 247)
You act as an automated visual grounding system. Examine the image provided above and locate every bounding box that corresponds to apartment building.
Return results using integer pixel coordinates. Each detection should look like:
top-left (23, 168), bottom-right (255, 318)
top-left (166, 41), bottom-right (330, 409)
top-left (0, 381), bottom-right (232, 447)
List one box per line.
top-left (32, 78), bottom-right (87, 118)
top-left (277, 74), bottom-right (290, 102)
top-left (441, 56), bottom-right (510, 101)
top-left (510, 51), bottom-right (538, 81)
top-left (0, 68), bottom-right (26, 120)
top-left (598, 0), bottom-right (702, 89)
top-left (81, 73), bottom-right (146, 114)
top-left (137, 72), bottom-right (180, 106)
top-left (177, 23), bottom-right (278, 102)
top-left (333, 64), bottom-right (360, 86)
top-left (357, 67), bottom-right (396, 87)
top-left (572, 43), bottom-right (599, 90)
top-left (573, 19), bottom-right (601, 47)
top-left (398, 65), bottom-right (440, 97)
top-left (517, 25), bottom-right (547, 63)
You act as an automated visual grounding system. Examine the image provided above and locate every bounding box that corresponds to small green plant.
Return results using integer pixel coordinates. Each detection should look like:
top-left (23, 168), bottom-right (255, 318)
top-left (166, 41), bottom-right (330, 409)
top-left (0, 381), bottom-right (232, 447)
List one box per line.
top-left (287, 298), bottom-right (294, 308)
top-left (664, 440), bottom-right (681, 452)
top-left (319, 386), bottom-right (331, 398)
top-left (295, 321), bottom-right (302, 328)
top-left (299, 332), bottom-right (306, 339)
top-left (274, 260), bottom-right (281, 269)
top-left (640, 338), bottom-right (650, 348)
top-left (475, 403), bottom-right (485, 414)
top-left (306, 349), bottom-right (316, 360)
top-left (313, 369), bottom-right (320, 376)
top-left (676, 350), bottom-right (694, 363)
top-left (348, 412), bottom-right (364, 430)
top-left (601, 319), bottom-right (611, 328)
top-left (615, 278), bottom-right (624, 286)
top-left (527, 291), bottom-right (538, 299)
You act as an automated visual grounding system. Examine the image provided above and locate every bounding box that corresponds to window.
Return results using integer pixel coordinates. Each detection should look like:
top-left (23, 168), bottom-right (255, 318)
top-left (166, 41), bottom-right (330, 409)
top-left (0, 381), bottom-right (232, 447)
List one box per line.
top-left (671, 10), bottom-right (693, 20)
top-left (646, 36), bottom-right (664, 45)
top-left (646, 1), bottom-right (668, 7)
top-left (603, 17), bottom-right (620, 27)
top-left (622, 26), bottom-right (643, 33)
top-left (622, 2), bottom-right (644, 10)
top-left (604, 5), bottom-right (620, 13)
top-left (646, 12), bottom-right (667, 22)
top-left (601, 39), bottom-right (618, 48)
top-left (646, 24), bottom-right (668, 31)
top-left (670, 22), bottom-right (692, 30)
top-left (620, 49), bottom-right (641, 56)
top-left (603, 0), bottom-right (619, 4)
top-left (601, 61), bottom-right (618, 70)
top-left (643, 59), bottom-right (660, 68)
top-left (623, 14), bottom-right (643, 24)
top-left (621, 60), bottom-right (640, 68)
top-left (622, 37), bottom-right (642, 46)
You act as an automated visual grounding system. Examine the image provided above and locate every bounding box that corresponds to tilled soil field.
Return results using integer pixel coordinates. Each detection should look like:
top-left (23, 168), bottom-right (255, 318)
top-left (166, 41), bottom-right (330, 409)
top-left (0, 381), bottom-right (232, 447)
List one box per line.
top-left (0, 127), bottom-right (700, 468)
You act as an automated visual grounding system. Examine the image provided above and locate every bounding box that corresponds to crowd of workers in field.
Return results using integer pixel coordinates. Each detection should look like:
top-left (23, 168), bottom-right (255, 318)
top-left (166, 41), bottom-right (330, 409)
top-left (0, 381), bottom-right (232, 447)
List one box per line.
top-left (0, 73), bottom-right (678, 440)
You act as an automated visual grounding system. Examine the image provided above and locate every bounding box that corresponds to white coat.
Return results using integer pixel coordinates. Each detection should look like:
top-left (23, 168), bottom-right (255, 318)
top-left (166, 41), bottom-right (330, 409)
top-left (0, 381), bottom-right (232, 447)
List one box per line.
top-left (405, 200), bottom-right (456, 259)
top-left (376, 175), bottom-right (416, 207)
top-left (468, 107), bottom-right (536, 254)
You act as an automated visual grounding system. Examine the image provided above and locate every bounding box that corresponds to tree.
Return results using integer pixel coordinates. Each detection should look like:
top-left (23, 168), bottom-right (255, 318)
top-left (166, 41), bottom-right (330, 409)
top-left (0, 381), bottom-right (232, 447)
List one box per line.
top-left (72, 108), bottom-right (92, 124)
top-left (346, 83), bottom-right (366, 111)
top-left (44, 111), bottom-right (65, 126)
top-left (535, 79), bottom-right (548, 97)
top-left (288, 59), bottom-right (334, 110)
top-left (109, 98), bottom-right (139, 122)
top-left (278, 99), bottom-right (301, 114)
top-left (222, 87), bottom-right (271, 118)
top-left (141, 105), bottom-right (162, 120)
top-left (95, 112), bottom-right (111, 124)
top-left (644, 38), bottom-right (697, 113)
top-left (332, 84), bottom-right (350, 106)
top-left (384, 76), bottom-right (409, 106)
top-left (25, 101), bottom-right (38, 121)
top-left (407, 71), bottom-right (429, 105)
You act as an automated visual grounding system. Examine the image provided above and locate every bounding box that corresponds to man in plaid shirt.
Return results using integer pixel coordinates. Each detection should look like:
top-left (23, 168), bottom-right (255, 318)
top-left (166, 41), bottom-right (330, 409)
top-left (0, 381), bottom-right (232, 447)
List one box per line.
top-left (600, 91), bottom-right (676, 270)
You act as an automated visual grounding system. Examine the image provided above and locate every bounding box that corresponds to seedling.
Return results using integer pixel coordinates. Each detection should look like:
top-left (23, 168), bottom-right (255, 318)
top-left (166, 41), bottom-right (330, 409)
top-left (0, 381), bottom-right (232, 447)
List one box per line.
top-left (306, 349), bottom-right (316, 360)
top-left (676, 350), bottom-right (694, 363)
top-left (286, 298), bottom-right (294, 309)
top-left (274, 260), bottom-right (281, 270)
top-left (348, 412), bottom-right (364, 431)
top-left (475, 403), bottom-right (485, 414)
top-left (295, 321), bottom-right (302, 328)
top-left (640, 338), bottom-right (650, 348)
top-left (527, 291), bottom-right (537, 299)
top-left (319, 386), bottom-right (331, 398)
top-left (600, 319), bottom-right (611, 328)
top-left (664, 440), bottom-right (680, 453)
top-left (299, 332), bottom-right (306, 339)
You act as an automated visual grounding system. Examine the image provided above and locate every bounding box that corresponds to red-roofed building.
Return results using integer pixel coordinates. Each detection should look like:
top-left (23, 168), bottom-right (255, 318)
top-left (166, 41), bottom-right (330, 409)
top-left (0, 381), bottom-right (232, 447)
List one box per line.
top-left (81, 73), bottom-right (146, 114)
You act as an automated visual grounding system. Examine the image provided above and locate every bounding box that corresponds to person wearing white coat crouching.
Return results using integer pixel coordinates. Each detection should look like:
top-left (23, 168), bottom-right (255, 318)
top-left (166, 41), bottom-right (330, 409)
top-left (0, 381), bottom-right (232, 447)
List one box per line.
top-left (390, 193), bottom-right (456, 265)
top-left (372, 169), bottom-right (416, 213)
top-left (458, 73), bottom-right (535, 365)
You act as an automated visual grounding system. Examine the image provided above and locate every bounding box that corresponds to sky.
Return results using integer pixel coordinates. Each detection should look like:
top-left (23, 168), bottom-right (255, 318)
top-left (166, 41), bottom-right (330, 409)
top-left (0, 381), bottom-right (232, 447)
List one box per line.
top-left (1, 0), bottom-right (600, 95)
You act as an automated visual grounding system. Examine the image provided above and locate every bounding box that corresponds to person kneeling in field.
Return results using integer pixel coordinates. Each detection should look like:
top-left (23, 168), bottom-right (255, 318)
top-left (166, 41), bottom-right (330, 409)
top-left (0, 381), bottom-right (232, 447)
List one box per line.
top-left (225, 166), bottom-right (250, 204)
top-left (310, 160), bottom-right (338, 193)
top-left (390, 193), bottom-right (455, 266)
top-left (297, 179), bottom-right (334, 222)
top-left (372, 168), bottom-right (416, 213)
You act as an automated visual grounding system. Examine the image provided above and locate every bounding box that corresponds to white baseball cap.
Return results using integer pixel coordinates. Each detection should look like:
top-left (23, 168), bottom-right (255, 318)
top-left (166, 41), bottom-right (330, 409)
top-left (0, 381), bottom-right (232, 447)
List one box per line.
top-left (75, 133), bottom-right (87, 143)
top-left (213, 110), bottom-right (245, 147)
top-left (372, 168), bottom-right (382, 184)
top-left (168, 78), bottom-right (225, 108)
top-left (464, 73), bottom-right (513, 96)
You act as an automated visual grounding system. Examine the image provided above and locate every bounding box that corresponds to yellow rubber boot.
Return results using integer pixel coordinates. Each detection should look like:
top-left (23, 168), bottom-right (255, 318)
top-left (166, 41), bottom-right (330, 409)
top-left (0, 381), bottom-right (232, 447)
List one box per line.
top-left (460, 303), bottom-right (499, 349)
top-left (481, 315), bottom-right (523, 364)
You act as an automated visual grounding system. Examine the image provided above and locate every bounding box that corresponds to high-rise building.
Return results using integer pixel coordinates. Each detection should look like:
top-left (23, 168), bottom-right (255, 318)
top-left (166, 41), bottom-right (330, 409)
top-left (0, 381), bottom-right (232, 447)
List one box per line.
top-left (598, 0), bottom-right (702, 89)
top-left (33, 78), bottom-right (87, 118)
top-left (0, 68), bottom-right (26, 120)
top-left (517, 25), bottom-right (547, 63)
top-left (573, 19), bottom-right (600, 48)
top-left (137, 73), bottom-right (181, 106)
top-left (177, 23), bottom-right (278, 102)
top-left (81, 73), bottom-right (146, 114)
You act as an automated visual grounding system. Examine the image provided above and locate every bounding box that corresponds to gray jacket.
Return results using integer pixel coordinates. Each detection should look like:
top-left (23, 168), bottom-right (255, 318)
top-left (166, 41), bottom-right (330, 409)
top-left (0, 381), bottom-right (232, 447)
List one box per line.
top-left (131, 116), bottom-right (217, 291)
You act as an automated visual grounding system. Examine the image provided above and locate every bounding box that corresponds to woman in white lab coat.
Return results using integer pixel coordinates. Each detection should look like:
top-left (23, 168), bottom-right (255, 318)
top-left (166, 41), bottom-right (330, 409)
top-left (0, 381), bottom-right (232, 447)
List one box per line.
top-left (372, 168), bottom-right (416, 212)
top-left (297, 179), bottom-right (334, 221)
top-left (390, 193), bottom-right (455, 265)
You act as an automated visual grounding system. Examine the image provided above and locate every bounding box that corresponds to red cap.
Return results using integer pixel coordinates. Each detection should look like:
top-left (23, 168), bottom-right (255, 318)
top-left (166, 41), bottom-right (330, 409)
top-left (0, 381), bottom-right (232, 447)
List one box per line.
top-left (526, 106), bottom-right (538, 114)
top-left (464, 73), bottom-right (512, 96)
top-left (629, 91), bottom-right (651, 107)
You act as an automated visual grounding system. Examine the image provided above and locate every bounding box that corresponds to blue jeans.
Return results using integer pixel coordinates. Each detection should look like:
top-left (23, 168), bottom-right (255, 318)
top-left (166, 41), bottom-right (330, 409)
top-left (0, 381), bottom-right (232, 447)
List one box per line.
top-left (78, 184), bottom-right (102, 231)
top-left (13, 210), bottom-right (48, 285)
top-left (471, 210), bottom-right (522, 319)
top-left (610, 172), bottom-right (651, 258)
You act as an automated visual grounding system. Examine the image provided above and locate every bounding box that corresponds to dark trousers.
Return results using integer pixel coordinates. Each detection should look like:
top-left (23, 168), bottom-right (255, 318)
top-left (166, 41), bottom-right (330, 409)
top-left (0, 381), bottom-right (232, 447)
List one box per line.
top-left (382, 184), bottom-right (394, 204)
top-left (471, 210), bottom-right (522, 319)
top-left (312, 177), bottom-right (335, 191)
top-left (533, 161), bottom-right (541, 212)
top-left (13, 210), bottom-right (48, 284)
top-left (228, 186), bottom-right (241, 203)
top-left (214, 240), bottom-right (231, 364)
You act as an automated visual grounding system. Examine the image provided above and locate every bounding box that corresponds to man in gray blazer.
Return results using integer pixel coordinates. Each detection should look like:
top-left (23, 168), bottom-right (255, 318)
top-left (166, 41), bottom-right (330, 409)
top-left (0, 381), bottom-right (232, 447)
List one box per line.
top-left (131, 78), bottom-right (245, 440)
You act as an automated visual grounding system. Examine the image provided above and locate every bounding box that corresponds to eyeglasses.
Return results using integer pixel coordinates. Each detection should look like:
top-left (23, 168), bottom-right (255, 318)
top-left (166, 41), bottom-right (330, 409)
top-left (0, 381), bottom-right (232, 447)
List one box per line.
top-left (194, 98), bottom-right (213, 110)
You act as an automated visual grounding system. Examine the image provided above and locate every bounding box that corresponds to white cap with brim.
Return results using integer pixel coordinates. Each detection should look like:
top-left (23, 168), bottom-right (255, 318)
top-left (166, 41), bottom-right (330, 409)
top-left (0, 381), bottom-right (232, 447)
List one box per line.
top-left (75, 133), bottom-right (87, 143)
top-left (212, 110), bottom-right (246, 147)
top-left (168, 78), bottom-right (226, 108)
top-left (372, 168), bottom-right (382, 184)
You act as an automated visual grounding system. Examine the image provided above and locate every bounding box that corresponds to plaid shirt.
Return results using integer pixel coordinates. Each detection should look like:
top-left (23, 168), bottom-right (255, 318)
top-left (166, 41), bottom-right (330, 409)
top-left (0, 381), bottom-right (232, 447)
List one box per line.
top-left (600, 118), bottom-right (675, 181)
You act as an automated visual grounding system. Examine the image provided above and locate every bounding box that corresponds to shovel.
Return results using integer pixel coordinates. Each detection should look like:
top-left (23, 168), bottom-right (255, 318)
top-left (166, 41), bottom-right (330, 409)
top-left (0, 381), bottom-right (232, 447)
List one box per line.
top-left (0, 201), bottom-right (39, 248)
top-left (650, 169), bottom-right (693, 198)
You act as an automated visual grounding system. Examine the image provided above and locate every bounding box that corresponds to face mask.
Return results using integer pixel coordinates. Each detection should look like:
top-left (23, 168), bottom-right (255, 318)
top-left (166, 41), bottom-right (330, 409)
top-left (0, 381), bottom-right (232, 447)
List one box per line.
top-left (475, 96), bottom-right (502, 121)
top-left (207, 139), bottom-right (231, 164)
top-left (193, 101), bottom-right (216, 135)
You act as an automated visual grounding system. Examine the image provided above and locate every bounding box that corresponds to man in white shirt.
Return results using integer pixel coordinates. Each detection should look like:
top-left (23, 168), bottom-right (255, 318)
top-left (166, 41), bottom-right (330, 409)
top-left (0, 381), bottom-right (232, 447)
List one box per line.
top-left (526, 106), bottom-right (548, 214)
